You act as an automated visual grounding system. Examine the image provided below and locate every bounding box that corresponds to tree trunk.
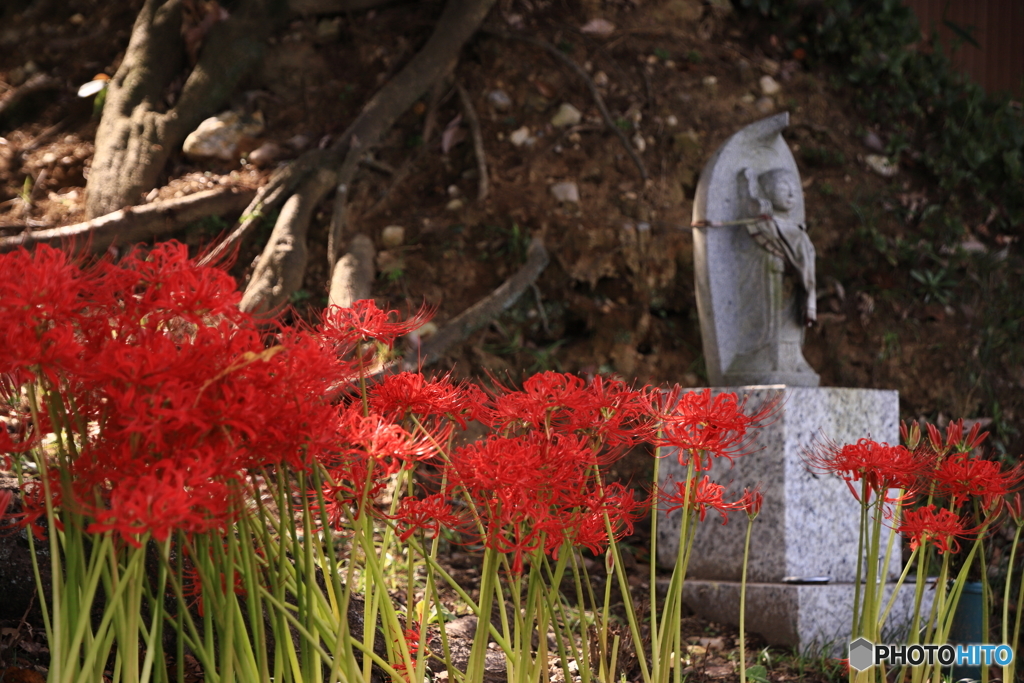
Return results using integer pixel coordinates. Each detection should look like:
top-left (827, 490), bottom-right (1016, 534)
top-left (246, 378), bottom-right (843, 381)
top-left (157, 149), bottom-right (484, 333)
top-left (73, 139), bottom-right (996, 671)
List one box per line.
top-left (86, 0), bottom-right (277, 218)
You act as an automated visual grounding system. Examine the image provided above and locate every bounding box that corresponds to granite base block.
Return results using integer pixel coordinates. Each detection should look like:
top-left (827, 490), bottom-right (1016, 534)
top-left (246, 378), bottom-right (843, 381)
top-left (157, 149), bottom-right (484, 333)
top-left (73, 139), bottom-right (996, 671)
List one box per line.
top-left (657, 386), bottom-right (900, 583)
top-left (681, 580), bottom-right (934, 657)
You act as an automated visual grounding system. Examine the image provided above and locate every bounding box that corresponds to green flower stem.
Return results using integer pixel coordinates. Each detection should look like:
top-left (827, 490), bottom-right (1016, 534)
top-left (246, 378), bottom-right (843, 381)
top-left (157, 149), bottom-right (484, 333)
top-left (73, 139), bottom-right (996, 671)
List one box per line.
top-left (852, 479), bottom-right (869, 637)
top-left (1004, 520), bottom-right (1024, 683)
top-left (739, 513), bottom-right (755, 683)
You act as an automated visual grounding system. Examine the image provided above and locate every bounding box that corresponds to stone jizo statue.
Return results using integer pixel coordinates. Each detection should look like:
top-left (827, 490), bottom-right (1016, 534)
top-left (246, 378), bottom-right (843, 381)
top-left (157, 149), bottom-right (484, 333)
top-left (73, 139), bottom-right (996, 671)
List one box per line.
top-left (691, 113), bottom-right (819, 387)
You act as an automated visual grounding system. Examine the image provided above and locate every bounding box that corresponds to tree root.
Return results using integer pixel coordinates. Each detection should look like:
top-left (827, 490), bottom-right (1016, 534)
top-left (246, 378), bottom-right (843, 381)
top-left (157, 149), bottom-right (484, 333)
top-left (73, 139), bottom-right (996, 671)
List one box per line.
top-left (484, 28), bottom-right (648, 180)
top-left (86, 0), bottom-right (278, 218)
top-left (239, 167), bottom-right (337, 315)
top-left (0, 73), bottom-right (64, 120)
top-left (456, 82), bottom-right (489, 202)
top-left (198, 149), bottom-right (336, 267)
top-left (236, 0), bottom-right (498, 312)
top-left (409, 237), bottom-right (549, 368)
top-left (0, 186), bottom-right (255, 254)
top-left (288, 0), bottom-right (397, 14)
top-left (328, 234), bottom-right (376, 308)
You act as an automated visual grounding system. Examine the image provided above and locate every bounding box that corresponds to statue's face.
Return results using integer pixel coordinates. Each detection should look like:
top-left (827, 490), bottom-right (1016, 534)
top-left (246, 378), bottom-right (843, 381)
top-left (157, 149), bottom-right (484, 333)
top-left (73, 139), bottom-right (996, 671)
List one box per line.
top-left (770, 174), bottom-right (798, 212)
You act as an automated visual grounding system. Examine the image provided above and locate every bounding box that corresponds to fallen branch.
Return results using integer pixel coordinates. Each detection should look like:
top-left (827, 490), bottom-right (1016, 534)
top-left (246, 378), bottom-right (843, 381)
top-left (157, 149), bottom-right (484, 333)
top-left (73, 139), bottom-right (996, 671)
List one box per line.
top-left (0, 186), bottom-right (256, 254)
top-left (411, 236), bottom-right (549, 367)
top-left (484, 28), bottom-right (648, 180)
top-left (456, 82), bottom-right (489, 202)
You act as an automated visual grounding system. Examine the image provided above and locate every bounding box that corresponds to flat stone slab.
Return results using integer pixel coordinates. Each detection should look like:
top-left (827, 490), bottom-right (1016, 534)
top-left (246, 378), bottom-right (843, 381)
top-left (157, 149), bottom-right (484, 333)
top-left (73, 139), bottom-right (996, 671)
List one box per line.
top-left (680, 579), bottom-right (934, 657)
top-left (657, 386), bottom-right (900, 583)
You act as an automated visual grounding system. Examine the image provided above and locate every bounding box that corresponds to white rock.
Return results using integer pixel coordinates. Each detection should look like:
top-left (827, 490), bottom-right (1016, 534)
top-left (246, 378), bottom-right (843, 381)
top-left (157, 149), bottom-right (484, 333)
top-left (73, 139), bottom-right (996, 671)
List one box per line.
top-left (509, 126), bottom-right (532, 147)
top-left (580, 18), bottom-right (615, 37)
top-left (381, 225), bottom-right (405, 248)
top-left (183, 110), bottom-right (265, 161)
top-left (593, 71), bottom-right (609, 87)
top-left (632, 132), bottom-right (646, 152)
top-left (865, 154), bottom-right (898, 177)
top-left (550, 181), bottom-right (580, 203)
top-left (702, 75), bottom-right (718, 88)
top-left (666, 115), bottom-right (678, 127)
top-left (550, 103), bottom-right (582, 127)
top-left (445, 198), bottom-right (464, 211)
top-left (487, 89), bottom-right (512, 111)
top-left (759, 75), bottom-right (781, 96)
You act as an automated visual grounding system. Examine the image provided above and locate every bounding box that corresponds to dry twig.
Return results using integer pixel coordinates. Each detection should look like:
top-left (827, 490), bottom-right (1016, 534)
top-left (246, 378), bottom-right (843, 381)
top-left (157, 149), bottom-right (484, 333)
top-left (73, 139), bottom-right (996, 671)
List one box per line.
top-left (455, 82), bottom-right (489, 202)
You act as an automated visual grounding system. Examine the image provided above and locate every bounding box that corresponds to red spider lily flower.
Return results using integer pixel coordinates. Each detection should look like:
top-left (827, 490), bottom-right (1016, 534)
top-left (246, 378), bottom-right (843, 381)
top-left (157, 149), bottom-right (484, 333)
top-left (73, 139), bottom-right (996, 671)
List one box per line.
top-left (87, 456), bottom-right (235, 546)
top-left (927, 419), bottom-right (989, 456)
top-left (930, 452), bottom-right (1023, 511)
top-left (0, 244), bottom-right (93, 380)
top-left (369, 371), bottom-right (489, 429)
top-left (563, 482), bottom-right (647, 556)
top-left (569, 376), bottom-right (655, 449)
top-left (649, 388), bottom-right (778, 470)
top-left (660, 475), bottom-right (737, 523)
top-left (735, 485), bottom-right (764, 520)
top-left (489, 371), bottom-right (592, 433)
top-left (898, 504), bottom-right (976, 555)
top-left (390, 493), bottom-right (465, 541)
top-left (318, 299), bottom-right (433, 350)
top-left (804, 438), bottom-right (923, 501)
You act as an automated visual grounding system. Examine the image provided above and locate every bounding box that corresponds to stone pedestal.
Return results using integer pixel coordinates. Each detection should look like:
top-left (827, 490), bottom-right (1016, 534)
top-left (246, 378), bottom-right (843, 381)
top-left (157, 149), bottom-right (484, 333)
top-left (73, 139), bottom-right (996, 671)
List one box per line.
top-left (677, 580), bottom-right (932, 657)
top-left (657, 386), bottom-right (924, 653)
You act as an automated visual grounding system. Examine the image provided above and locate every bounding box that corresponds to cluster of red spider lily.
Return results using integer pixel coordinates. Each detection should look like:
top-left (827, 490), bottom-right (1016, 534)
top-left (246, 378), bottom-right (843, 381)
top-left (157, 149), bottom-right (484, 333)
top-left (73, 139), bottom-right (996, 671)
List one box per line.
top-left (0, 242), bottom-right (772, 568)
top-left (806, 420), bottom-right (1024, 556)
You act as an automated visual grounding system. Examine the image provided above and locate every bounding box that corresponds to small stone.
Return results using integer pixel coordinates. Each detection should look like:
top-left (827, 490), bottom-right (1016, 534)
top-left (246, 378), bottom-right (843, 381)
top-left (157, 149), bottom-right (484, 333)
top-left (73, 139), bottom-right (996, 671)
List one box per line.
top-left (665, 114), bottom-right (678, 127)
top-left (865, 154), bottom-right (898, 177)
top-left (487, 89), bottom-right (512, 111)
top-left (761, 58), bottom-right (780, 76)
top-left (550, 102), bottom-right (582, 127)
top-left (315, 17), bottom-right (341, 42)
top-left (754, 96), bottom-right (775, 114)
top-left (447, 184), bottom-right (462, 197)
top-left (41, 152), bottom-right (57, 164)
top-left (593, 71), bottom-right (609, 87)
top-left (759, 75), bottom-right (781, 96)
top-left (445, 198), bottom-right (464, 211)
top-left (580, 17), bottom-right (615, 37)
top-left (248, 142), bottom-right (282, 167)
top-left (632, 132), bottom-right (647, 152)
top-left (862, 130), bottom-right (885, 152)
top-left (508, 126), bottom-right (532, 147)
top-left (68, 13), bottom-right (85, 24)
top-left (287, 133), bottom-right (312, 151)
top-left (702, 75), bottom-right (718, 89)
top-left (550, 181), bottom-right (579, 203)
top-left (381, 225), bottom-right (405, 248)
top-left (740, 92), bottom-right (756, 105)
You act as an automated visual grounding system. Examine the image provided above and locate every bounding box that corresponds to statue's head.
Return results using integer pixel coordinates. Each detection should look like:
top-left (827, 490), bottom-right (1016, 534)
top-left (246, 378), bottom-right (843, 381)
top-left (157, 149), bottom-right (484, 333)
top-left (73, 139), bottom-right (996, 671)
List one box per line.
top-left (758, 169), bottom-right (799, 213)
